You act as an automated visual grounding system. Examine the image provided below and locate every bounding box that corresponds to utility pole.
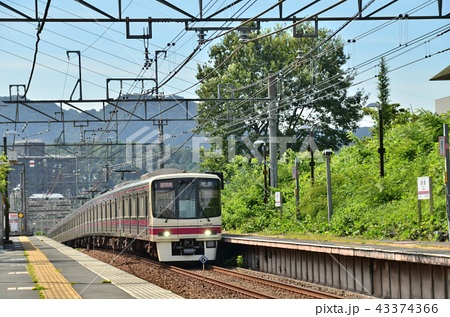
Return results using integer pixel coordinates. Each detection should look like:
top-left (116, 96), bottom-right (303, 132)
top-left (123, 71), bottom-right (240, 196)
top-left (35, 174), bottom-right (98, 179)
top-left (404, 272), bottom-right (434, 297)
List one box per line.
top-left (367, 102), bottom-right (385, 177)
top-left (309, 129), bottom-right (315, 184)
top-left (158, 119), bottom-right (166, 169)
top-left (323, 149), bottom-right (333, 224)
top-left (444, 125), bottom-right (450, 239)
top-left (378, 104), bottom-right (385, 177)
top-left (2, 135), bottom-right (10, 243)
top-left (254, 140), bottom-right (268, 204)
top-left (294, 157), bottom-right (300, 219)
top-left (268, 74), bottom-right (278, 188)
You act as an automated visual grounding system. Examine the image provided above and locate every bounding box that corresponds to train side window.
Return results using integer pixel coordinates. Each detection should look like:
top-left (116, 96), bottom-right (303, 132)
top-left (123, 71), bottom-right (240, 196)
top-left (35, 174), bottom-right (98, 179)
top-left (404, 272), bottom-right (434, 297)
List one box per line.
top-left (132, 194), bottom-right (137, 218)
top-left (124, 196), bottom-right (129, 218)
top-left (129, 195), bottom-right (133, 217)
top-left (120, 198), bottom-right (123, 218)
top-left (138, 194), bottom-right (145, 218)
top-left (107, 201), bottom-right (111, 220)
top-left (90, 207), bottom-right (93, 232)
top-left (96, 205), bottom-right (100, 229)
top-left (144, 193), bottom-right (149, 219)
top-left (113, 199), bottom-right (117, 219)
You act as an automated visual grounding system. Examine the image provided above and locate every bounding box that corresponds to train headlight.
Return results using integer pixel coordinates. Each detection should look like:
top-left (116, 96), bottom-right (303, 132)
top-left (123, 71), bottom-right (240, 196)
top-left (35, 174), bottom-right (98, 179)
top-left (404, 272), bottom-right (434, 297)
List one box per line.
top-left (204, 229), bottom-right (216, 236)
top-left (158, 230), bottom-right (171, 237)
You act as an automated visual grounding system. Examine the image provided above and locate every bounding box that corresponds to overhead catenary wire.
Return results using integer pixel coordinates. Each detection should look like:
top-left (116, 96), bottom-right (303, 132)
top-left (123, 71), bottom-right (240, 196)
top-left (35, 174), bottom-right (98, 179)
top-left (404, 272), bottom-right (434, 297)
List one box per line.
top-left (1, 5), bottom-right (442, 139)
top-left (73, 0), bottom-right (259, 174)
top-left (0, 0), bottom-right (446, 103)
top-left (0, 0), bottom-right (428, 103)
top-left (20, 0), bottom-right (52, 99)
top-left (1, 1), bottom-right (448, 177)
top-left (96, 0), bottom-right (260, 149)
top-left (196, 23), bottom-right (450, 139)
top-left (97, 0), bottom-right (256, 124)
top-left (190, 0), bottom-right (378, 133)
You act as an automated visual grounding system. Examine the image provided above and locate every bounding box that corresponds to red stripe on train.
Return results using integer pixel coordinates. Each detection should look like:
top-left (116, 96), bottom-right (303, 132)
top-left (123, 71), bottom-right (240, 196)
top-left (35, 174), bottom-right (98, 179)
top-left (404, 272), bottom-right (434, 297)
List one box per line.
top-left (149, 226), bottom-right (222, 236)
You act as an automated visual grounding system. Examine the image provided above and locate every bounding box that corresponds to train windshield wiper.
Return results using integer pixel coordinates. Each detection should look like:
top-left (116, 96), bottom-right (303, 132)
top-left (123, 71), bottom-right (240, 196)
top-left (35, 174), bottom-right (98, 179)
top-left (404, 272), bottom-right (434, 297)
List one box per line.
top-left (199, 208), bottom-right (210, 221)
top-left (156, 207), bottom-right (175, 219)
top-left (164, 207), bottom-right (177, 223)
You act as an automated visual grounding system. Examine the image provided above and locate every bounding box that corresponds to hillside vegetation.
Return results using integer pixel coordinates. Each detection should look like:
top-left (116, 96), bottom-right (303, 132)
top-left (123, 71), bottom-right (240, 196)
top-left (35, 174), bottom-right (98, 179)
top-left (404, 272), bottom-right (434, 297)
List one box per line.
top-left (213, 110), bottom-right (450, 241)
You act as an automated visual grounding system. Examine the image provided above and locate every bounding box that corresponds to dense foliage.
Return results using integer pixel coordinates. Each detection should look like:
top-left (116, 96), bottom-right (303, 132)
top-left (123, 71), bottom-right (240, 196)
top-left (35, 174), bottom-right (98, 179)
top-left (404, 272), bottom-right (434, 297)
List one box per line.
top-left (0, 155), bottom-right (11, 239)
top-left (202, 110), bottom-right (450, 241)
top-left (0, 155), bottom-right (8, 194)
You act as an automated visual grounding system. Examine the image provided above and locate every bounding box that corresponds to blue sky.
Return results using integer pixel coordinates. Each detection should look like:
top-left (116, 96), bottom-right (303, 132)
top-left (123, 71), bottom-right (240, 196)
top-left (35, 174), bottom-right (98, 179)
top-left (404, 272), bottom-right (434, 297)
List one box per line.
top-left (1, 0), bottom-right (450, 126)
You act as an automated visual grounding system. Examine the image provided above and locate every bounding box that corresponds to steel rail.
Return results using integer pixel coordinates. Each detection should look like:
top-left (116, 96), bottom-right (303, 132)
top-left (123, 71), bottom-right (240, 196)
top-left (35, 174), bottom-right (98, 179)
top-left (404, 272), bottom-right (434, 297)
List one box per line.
top-left (209, 265), bottom-right (345, 299)
top-left (163, 263), bottom-right (276, 299)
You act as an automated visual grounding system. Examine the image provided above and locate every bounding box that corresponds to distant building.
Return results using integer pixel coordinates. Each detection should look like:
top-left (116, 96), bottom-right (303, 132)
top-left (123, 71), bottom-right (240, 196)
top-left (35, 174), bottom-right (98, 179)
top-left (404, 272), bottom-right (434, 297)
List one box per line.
top-left (431, 65), bottom-right (450, 114)
top-left (6, 140), bottom-right (87, 234)
top-left (29, 193), bottom-right (65, 199)
top-left (435, 96), bottom-right (450, 115)
top-left (14, 139), bottom-right (46, 156)
top-left (9, 140), bottom-right (78, 197)
top-left (27, 196), bottom-right (79, 235)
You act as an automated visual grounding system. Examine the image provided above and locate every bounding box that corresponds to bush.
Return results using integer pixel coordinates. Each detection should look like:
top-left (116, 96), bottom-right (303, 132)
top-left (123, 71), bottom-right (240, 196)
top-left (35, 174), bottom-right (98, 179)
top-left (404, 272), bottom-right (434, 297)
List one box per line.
top-left (205, 111), bottom-right (450, 241)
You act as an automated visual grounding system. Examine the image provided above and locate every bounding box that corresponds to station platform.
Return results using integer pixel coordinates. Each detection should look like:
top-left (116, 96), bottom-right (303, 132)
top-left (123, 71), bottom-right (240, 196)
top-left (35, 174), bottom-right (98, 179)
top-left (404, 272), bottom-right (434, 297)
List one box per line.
top-left (0, 236), bottom-right (183, 299)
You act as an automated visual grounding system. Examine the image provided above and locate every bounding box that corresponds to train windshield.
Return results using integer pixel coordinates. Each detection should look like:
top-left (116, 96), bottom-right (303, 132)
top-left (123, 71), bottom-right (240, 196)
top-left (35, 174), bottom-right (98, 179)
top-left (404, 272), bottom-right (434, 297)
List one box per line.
top-left (152, 178), bottom-right (221, 219)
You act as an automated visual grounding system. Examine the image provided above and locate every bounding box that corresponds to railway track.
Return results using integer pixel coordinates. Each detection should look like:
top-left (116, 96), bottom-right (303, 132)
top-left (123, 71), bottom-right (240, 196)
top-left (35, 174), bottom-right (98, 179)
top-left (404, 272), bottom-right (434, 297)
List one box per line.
top-left (141, 257), bottom-right (344, 299)
top-left (203, 265), bottom-right (345, 299)
top-left (83, 249), bottom-right (350, 299)
top-left (152, 262), bottom-right (343, 299)
top-left (96, 248), bottom-right (342, 299)
top-left (162, 263), bottom-right (275, 299)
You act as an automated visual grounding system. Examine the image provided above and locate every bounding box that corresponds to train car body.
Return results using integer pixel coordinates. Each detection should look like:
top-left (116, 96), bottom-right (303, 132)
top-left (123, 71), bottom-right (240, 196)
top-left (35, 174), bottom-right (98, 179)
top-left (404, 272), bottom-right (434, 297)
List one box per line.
top-left (47, 169), bottom-right (222, 262)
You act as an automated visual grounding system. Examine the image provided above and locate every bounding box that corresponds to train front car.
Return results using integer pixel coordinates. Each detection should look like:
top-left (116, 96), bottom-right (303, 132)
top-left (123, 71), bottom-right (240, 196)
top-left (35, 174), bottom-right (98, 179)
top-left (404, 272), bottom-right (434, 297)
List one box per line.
top-left (149, 173), bottom-right (222, 262)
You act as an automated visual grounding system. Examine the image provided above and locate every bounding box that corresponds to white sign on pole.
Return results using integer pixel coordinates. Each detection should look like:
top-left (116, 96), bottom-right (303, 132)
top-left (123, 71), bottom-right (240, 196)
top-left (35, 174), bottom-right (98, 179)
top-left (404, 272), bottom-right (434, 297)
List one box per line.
top-left (275, 192), bottom-right (282, 207)
top-left (439, 136), bottom-right (446, 156)
top-left (417, 176), bottom-right (431, 200)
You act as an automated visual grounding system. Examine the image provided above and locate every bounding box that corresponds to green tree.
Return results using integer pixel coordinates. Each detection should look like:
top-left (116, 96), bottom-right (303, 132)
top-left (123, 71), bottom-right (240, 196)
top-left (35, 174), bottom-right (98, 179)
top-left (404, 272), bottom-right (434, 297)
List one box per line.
top-left (377, 57), bottom-right (390, 107)
top-left (195, 25), bottom-right (367, 160)
top-left (373, 57), bottom-right (402, 128)
top-left (0, 155), bottom-right (11, 241)
top-left (0, 156), bottom-right (8, 193)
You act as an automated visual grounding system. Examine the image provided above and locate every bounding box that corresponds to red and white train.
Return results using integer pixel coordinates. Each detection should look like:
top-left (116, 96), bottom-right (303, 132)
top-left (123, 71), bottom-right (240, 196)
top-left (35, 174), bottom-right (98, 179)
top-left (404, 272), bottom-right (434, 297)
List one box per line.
top-left (47, 169), bottom-right (222, 262)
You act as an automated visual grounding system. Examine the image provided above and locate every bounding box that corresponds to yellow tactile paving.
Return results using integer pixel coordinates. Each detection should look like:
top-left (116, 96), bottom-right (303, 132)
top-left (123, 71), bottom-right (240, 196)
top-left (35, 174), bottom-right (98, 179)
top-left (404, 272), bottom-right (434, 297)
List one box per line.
top-left (18, 236), bottom-right (82, 299)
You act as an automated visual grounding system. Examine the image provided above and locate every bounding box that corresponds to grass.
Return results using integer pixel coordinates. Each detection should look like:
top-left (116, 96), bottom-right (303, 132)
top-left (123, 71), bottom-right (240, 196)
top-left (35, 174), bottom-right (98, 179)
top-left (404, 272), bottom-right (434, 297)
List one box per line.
top-left (24, 251), bottom-right (46, 299)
